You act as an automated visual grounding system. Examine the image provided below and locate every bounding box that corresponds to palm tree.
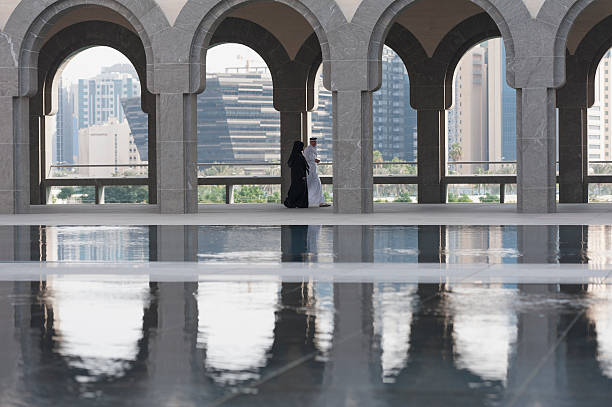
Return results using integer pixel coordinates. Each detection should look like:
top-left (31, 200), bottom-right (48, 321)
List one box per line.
top-left (449, 142), bottom-right (463, 174)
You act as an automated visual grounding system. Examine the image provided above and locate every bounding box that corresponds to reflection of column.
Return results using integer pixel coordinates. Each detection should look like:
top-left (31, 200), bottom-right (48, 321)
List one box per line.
top-left (333, 226), bottom-right (374, 262)
top-left (518, 225), bottom-right (558, 263)
top-left (505, 285), bottom-right (566, 405)
top-left (318, 283), bottom-right (376, 404)
top-left (559, 226), bottom-right (587, 264)
top-left (281, 225), bottom-right (308, 262)
top-left (418, 225), bottom-right (444, 263)
top-left (0, 226), bottom-right (33, 261)
top-left (156, 225), bottom-right (197, 261)
top-left (333, 90), bottom-right (374, 213)
top-left (517, 88), bottom-right (557, 213)
top-left (0, 283), bottom-right (20, 404)
top-left (146, 282), bottom-right (198, 404)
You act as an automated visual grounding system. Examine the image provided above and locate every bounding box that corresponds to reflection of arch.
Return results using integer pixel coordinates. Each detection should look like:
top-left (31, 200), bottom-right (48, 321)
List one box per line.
top-left (17, 280), bottom-right (157, 395)
top-left (365, 0), bottom-right (515, 91)
top-left (28, 21), bottom-right (156, 205)
top-left (184, 0), bottom-right (331, 94)
top-left (197, 281), bottom-right (279, 385)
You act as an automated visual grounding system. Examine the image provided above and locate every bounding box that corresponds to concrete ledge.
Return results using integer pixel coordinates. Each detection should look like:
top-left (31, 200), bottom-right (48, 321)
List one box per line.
top-left (28, 204), bottom-right (160, 214)
top-left (0, 203), bottom-right (612, 225)
top-left (0, 262), bottom-right (608, 285)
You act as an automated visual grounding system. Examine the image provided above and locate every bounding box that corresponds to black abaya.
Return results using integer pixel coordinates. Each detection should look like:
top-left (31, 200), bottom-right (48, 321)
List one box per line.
top-left (284, 141), bottom-right (309, 208)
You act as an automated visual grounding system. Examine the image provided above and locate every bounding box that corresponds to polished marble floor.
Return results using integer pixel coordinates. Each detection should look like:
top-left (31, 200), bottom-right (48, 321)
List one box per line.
top-left (1, 224), bottom-right (612, 406)
top-left (1, 280), bottom-right (612, 406)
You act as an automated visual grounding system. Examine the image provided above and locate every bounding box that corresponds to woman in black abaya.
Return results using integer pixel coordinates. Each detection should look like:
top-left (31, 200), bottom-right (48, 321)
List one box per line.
top-left (284, 141), bottom-right (309, 208)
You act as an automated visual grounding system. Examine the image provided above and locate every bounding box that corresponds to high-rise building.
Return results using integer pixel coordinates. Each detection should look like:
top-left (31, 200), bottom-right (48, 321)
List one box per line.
top-left (449, 39), bottom-right (516, 173)
top-left (56, 79), bottom-right (75, 164)
top-left (587, 51), bottom-right (612, 162)
top-left (373, 47), bottom-right (417, 162)
top-left (77, 117), bottom-right (142, 178)
top-left (122, 54), bottom-right (418, 165)
top-left (121, 98), bottom-right (149, 162)
top-left (77, 71), bottom-right (140, 129)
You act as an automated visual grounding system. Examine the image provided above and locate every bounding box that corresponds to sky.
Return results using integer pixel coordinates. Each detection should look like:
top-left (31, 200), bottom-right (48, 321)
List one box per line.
top-left (60, 44), bottom-right (266, 83)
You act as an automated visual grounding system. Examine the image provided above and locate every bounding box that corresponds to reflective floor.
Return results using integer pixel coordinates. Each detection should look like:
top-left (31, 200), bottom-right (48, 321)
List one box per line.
top-left (1, 280), bottom-right (612, 406)
top-left (0, 224), bottom-right (607, 263)
top-left (2, 225), bottom-right (612, 406)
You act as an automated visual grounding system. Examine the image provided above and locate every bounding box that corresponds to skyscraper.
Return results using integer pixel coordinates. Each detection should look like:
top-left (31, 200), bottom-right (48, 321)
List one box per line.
top-left (373, 47), bottom-right (417, 162)
top-left (449, 39), bottom-right (516, 172)
top-left (122, 55), bottom-right (418, 166)
top-left (77, 71), bottom-right (140, 129)
top-left (587, 50), bottom-right (612, 162)
top-left (56, 79), bottom-right (74, 164)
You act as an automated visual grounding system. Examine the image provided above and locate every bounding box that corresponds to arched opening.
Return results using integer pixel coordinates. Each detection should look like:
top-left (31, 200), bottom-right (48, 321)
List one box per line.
top-left (372, 46), bottom-right (418, 204)
top-left (586, 50), bottom-right (612, 201)
top-left (192, 2), bottom-right (328, 208)
top-left (557, 0), bottom-right (612, 204)
top-left (446, 38), bottom-right (517, 204)
top-left (197, 43), bottom-right (285, 204)
top-left (46, 46), bottom-right (150, 205)
top-left (373, 0), bottom-right (512, 206)
top-left (22, 11), bottom-right (156, 208)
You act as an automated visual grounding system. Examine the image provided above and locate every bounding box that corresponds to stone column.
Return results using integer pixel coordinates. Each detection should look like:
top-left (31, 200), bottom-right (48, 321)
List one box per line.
top-left (332, 90), bottom-right (373, 213)
top-left (558, 107), bottom-right (587, 203)
top-left (280, 111), bottom-right (304, 200)
top-left (417, 109), bottom-right (446, 203)
top-left (0, 97), bottom-right (16, 213)
top-left (156, 93), bottom-right (198, 213)
top-left (516, 88), bottom-right (557, 213)
top-left (143, 92), bottom-right (158, 205)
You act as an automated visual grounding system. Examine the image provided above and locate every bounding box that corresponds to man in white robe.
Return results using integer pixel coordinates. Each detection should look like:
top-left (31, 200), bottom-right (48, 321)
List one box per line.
top-left (303, 137), bottom-right (330, 207)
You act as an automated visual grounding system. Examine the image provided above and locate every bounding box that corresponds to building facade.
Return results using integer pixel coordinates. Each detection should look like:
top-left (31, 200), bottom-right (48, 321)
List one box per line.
top-left (76, 72), bottom-right (140, 130)
top-left (2, 0), bottom-right (610, 214)
top-left (448, 39), bottom-right (517, 174)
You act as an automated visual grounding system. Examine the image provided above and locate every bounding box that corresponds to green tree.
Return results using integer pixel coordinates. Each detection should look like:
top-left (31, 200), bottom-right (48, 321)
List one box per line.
top-left (479, 193), bottom-right (500, 203)
top-left (448, 192), bottom-right (472, 203)
top-left (449, 142), bottom-right (463, 162)
top-left (394, 192), bottom-right (413, 203)
top-left (104, 186), bottom-right (148, 203)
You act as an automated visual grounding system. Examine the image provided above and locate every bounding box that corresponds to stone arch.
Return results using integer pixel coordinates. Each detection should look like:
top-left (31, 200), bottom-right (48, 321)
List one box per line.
top-left (4, 0), bottom-right (164, 97)
top-left (383, 12), bottom-right (500, 109)
top-left (38, 21), bottom-right (149, 115)
top-left (181, 0), bottom-right (331, 94)
top-left (208, 17), bottom-right (321, 112)
top-left (365, 0), bottom-right (515, 92)
top-left (29, 20), bottom-right (157, 205)
top-left (553, 0), bottom-right (612, 87)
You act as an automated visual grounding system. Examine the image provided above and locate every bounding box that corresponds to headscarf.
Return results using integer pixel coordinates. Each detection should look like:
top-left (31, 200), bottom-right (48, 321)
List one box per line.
top-left (287, 140), bottom-right (309, 172)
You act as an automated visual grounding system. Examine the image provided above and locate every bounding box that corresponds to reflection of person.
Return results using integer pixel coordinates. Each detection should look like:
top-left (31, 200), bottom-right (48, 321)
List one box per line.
top-left (284, 141), bottom-right (309, 208)
top-left (303, 137), bottom-right (330, 207)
